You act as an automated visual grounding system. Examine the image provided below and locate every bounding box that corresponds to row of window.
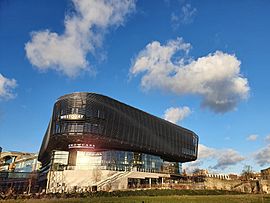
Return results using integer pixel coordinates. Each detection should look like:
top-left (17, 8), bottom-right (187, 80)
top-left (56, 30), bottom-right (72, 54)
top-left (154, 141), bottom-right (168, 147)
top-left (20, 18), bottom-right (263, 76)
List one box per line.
top-left (51, 150), bottom-right (181, 174)
top-left (54, 123), bottom-right (104, 134)
top-left (54, 107), bottom-right (105, 120)
top-left (52, 122), bottom-right (196, 157)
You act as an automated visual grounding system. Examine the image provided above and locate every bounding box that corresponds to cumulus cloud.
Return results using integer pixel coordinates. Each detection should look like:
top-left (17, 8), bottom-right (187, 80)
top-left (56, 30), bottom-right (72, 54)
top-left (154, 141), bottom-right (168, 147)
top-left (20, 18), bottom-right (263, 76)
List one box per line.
top-left (130, 37), bottom-right (250, 113)
top-left (198, 144), bottom-right (216, 159)
top-left (171, 3), bottom-right (197, 27)
top-left (184, 144), bottom-right (245, 172)
top-left (212, 149), bottom-right (245, 170)
top-left (163, 106), bottom-right (191, 124)
top-left (0, 74), bottom-right (17, 100)
top-left (246, 134), bottom-right (258, 141)
top-left (25, 0), bottom-right (135, 77)
top-left (254, 145), bottom-right (270, 167)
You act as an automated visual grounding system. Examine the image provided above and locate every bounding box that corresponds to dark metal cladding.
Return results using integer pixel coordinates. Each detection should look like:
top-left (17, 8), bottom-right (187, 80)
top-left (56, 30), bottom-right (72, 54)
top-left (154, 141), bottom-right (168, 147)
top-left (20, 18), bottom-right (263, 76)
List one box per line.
top-left (38, 92), bottom-right (198, 165)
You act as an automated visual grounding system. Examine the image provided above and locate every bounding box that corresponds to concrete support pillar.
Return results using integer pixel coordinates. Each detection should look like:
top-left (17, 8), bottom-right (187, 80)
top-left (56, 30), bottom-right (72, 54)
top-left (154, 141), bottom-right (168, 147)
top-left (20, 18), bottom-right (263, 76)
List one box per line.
top-left (149, 178), bottom-right (151, 188)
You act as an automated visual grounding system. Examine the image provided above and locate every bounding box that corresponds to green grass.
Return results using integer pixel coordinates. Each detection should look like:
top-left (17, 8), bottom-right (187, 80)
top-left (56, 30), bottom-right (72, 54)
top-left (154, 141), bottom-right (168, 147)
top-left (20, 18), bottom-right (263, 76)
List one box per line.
top-left (2, 195), bottom-right (270, 203)
top-left (1, 189), bottom-right (243, 200)
top-left (1, 190), bottom-right (270, 203)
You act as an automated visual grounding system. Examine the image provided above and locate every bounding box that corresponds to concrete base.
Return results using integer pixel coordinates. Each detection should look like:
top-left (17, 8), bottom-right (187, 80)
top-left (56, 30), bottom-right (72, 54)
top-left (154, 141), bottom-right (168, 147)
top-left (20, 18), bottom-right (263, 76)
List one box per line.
top-left (46, 169), bottom-right (170, 193)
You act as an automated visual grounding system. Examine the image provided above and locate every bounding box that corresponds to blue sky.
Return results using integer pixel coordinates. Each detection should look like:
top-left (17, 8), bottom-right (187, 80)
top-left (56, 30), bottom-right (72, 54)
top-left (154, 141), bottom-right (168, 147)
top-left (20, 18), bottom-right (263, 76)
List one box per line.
top-left (1, 0), bottom-right (270, 174)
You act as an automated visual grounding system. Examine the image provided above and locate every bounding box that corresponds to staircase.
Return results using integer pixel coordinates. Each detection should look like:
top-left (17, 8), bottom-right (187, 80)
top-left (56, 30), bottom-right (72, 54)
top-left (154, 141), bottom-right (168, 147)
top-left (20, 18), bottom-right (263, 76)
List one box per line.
top-left (96, 171), bottom-right (131, 190)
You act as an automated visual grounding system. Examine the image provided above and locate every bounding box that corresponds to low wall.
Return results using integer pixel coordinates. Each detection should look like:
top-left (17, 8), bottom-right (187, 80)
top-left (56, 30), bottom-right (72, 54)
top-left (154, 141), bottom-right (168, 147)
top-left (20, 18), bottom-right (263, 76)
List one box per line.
top-left (46, 170), bottom-right (270, 194)
top-left (171, 178), bottom-right (270, 194)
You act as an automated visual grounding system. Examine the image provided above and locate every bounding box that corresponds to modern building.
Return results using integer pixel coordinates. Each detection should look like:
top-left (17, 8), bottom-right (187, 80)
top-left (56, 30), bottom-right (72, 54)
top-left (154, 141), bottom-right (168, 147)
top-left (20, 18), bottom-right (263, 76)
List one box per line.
top-left (38, 92), bottom-right (198, 192)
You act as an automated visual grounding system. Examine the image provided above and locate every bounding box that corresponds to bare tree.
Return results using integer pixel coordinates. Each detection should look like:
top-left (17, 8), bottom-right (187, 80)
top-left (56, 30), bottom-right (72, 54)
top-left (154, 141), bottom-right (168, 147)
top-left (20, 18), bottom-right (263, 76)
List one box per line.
top-left (27, 172), bottom-right (37, 194)
top-left (192, 168), bottom-right (201, 175)
top-left (241, 165), bottom-right (254, 180)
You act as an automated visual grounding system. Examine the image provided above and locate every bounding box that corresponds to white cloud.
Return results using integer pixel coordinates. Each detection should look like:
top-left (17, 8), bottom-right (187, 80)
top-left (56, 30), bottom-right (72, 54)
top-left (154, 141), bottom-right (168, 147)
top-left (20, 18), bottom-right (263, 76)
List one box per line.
top-left (254, 145), bottom-right (270, 167)
top-left (25, 0), bottom-right (135, 77)
top-left (212, 149), bottom-right (245, 170)
top-left (130, 37), bottom-right (250, 113)
top-left (171, 3), bottom-right (197, 27)
top-left (184, 144), bottom-right (245, 172)
top-left (0, 74), bottom-right (17, 100)
top-left (198, 144), bottom-right (216, 159)
top-left (163, 106), bottom-right (191, 124)
top-left (246, 134), bottom-right (258, 141)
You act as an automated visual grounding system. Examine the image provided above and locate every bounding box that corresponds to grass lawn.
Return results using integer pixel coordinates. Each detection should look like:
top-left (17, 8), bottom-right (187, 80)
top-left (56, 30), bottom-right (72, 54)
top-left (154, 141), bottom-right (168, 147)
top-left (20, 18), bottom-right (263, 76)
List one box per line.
top-left (2, 195), bottom-right (270, 203)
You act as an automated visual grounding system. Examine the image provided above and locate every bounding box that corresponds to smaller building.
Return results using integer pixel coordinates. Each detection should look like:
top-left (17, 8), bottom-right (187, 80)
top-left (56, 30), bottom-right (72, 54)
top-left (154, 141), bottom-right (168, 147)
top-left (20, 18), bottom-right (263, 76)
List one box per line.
top-left (192, 169), bottom-right (209, 176)
top-left (0, 151), bottom-right (40, 172)
top-left (261, 167), bottom-right (270, 180)
top-left (206, 173), bottom-right (230, 180)
top-left (228, 174), bottom-right (238, 180)
top-left (0, 150), bottom-right (41, 194)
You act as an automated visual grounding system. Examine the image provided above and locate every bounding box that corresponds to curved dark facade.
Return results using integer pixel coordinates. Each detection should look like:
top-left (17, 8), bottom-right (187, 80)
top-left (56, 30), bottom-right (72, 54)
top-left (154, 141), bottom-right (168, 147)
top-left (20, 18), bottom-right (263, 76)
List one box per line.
top-left (38, 92), bottom-right (198, 166)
